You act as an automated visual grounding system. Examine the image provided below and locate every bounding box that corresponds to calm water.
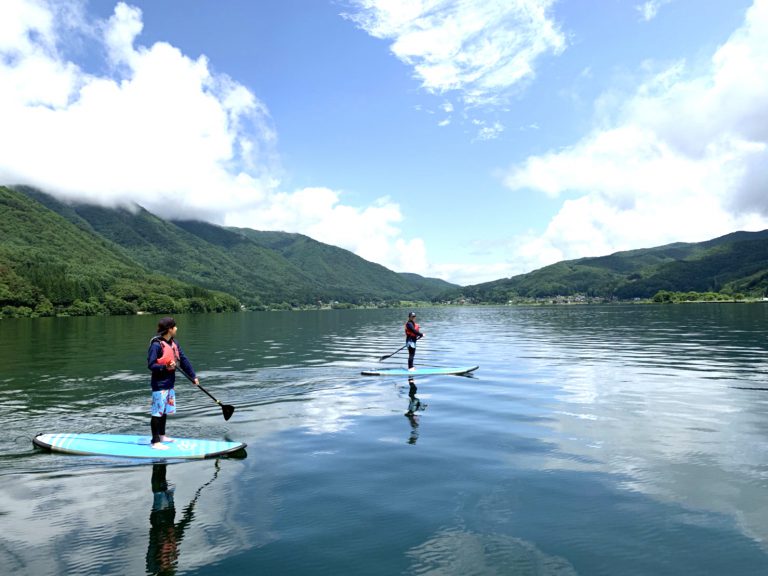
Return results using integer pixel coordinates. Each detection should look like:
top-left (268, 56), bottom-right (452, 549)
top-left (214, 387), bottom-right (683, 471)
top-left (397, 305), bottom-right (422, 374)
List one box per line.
top-left (2, 305), bottom-right (768, 575)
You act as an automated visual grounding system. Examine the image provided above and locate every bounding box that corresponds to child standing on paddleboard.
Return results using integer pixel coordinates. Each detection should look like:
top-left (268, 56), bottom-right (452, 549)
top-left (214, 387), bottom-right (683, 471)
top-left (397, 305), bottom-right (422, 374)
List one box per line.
top-left (405, 312), bottom-right (424, 371)
top-left (147, 317), bottom-right (199, 450)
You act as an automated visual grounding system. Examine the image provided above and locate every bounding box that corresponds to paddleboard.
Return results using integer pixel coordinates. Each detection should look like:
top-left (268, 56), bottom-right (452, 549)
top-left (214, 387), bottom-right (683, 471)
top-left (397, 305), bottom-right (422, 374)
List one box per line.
top-left (33, 433), bottom-right (246, 459)
top-left (361, 365), bottom-right (479, 377)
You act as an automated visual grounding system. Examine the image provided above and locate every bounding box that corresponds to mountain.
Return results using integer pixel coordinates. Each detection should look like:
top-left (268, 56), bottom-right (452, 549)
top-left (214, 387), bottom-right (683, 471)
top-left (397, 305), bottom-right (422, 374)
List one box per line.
top-left (7, 184), bottom-right (768, 317)
top-left (0, 186), bottom-right (240, 316)
top-left (20, 189), bottom-right (316, 308)
top-left (397, 272), bottom-right (457, 300)
top-left (228, 228), bottom-right (455, 300)
top-left (1, 186), bottom-right (458, 316)
top-left (451, 230), bottom-right (768, 303)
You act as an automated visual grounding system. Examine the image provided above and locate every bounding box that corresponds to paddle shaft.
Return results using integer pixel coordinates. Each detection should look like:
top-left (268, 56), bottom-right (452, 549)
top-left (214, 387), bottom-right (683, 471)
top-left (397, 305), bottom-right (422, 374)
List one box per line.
top-left (175, 363), bottom-right (235, 420)
top-left (379, 335), bottom-right (421, 362)
top-left (379, 344), bottom-right (407, 362)
top-left (177, 365), bottom-right (219, 403)
top-left (197, 381), bottom-right (223, 405)
top-left (173, 357), bottom-right (219, 402)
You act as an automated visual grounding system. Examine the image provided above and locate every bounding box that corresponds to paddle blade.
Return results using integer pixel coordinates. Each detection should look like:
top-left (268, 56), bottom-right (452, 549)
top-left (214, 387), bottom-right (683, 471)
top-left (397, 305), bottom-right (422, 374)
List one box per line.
top-left (222, 404), bottom-right (235, 421)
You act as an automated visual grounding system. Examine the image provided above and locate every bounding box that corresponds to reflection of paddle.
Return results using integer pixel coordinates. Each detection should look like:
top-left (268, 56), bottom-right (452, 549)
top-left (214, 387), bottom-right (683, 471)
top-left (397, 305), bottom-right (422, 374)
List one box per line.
top-left (181, 459), bottom-right (222, 515)
top-left (147, 460), bottom-right (222, 574)
top-left (177, 364), bottom-right (235, 421)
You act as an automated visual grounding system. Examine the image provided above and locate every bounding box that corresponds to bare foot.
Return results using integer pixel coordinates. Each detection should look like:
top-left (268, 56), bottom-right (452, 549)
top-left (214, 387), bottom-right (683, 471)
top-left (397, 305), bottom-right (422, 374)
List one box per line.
top-left (160, 436), bottom-right (174, 443)
top-left (151, 442), bottom-right (169, 450)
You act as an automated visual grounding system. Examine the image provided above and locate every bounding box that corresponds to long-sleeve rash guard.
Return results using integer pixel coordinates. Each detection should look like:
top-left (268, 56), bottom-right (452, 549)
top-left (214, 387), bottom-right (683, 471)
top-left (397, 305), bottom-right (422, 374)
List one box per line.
top-left (405, 321), bottom-right (423, 345)
top-left (147, 337), bottom-right (196, 391)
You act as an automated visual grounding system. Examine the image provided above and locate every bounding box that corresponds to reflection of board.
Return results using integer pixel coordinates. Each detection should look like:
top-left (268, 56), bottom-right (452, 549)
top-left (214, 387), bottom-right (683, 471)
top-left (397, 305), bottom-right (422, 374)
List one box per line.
top-left (33, 433), bottom-right (246, 459)
top-left (361, 365), bottom-right (479, 377)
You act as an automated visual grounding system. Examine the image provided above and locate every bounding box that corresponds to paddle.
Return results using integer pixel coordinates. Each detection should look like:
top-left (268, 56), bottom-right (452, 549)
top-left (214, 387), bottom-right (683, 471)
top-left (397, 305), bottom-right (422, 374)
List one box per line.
top-left (176, 364), bottom-right (236, 421)
top-left (378, 335), bottom-right (421, 362)
top-left (378, 344), bottom-right (407, 362)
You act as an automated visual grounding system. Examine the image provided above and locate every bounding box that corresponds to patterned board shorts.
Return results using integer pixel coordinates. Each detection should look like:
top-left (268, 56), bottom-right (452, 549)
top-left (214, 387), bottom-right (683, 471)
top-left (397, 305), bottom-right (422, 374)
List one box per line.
top-left (151, 389), bottom-right (176, 417)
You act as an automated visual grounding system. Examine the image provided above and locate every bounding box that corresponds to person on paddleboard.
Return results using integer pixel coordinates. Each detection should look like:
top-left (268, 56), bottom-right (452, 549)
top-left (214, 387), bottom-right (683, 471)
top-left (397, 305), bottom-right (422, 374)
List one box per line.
top-left (405, 312), bottom-right (424, 371)
top-left (147, 317), bottom-right (199, 450)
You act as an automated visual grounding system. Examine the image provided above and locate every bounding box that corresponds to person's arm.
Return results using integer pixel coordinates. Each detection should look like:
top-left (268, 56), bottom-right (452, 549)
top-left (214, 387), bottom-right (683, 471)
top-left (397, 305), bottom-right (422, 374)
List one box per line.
top-left (176, 344), bottom-right (199, 385)
top-left (406, 321), bottom-right (424, 338)
top-left (148, 341), bottom-right (166, 372)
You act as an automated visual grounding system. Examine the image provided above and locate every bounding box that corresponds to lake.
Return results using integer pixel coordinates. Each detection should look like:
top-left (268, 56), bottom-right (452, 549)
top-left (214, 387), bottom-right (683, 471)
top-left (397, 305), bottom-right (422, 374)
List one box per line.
top-left (2, 304), bottom-right (768, 575)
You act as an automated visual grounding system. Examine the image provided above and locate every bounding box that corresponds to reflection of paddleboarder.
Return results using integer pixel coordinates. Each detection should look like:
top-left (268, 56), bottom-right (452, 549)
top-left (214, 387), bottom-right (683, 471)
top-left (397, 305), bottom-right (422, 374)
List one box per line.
top-left (146, 462), bottom-right (220, 575)
top-left (404, 377), bottom-right (426, 445)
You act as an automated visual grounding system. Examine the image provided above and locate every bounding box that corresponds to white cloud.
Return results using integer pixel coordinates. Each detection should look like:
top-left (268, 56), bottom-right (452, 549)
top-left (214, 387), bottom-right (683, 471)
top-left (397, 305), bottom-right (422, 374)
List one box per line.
top-left (225, 188), bottom-right (428, 273)
top-left (0, 0), bottom-right (427, 276)
top-left (342, 0), bottom-right (566, 108)
top-left (502, 0), bottom-right (768, 272)
top-left (0, 1), bottom-right (275, 216)
top-left (474, 120), bottom-right (504, 141)
top-left (636, 0), bottom-right (672, 22)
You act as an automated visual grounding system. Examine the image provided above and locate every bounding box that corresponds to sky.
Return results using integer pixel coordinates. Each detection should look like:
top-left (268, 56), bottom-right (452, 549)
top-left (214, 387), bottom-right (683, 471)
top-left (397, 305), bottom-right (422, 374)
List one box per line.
top-left (1, 0), bottom-right (767, 286)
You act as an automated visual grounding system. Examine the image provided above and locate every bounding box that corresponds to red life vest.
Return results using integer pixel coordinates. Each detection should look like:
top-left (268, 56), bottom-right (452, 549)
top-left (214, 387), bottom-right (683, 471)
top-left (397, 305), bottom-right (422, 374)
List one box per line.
top-left (155, 338), bottom-right (179, 369)
top-left (405, 321), bottom-right (420, 339)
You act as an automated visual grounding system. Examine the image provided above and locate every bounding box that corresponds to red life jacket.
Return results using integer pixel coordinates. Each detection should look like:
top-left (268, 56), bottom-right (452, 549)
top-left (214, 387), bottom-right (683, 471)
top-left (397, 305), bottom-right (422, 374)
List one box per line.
top-left (405, 321), bottom-right (420, 339)
top-left (155, 338), bottom-right (180, 369)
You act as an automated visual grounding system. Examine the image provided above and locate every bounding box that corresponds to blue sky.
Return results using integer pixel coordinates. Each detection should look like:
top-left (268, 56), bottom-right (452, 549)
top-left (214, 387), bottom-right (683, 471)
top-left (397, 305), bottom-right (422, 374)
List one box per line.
top-left (1, 0), bottom-right (767, 285)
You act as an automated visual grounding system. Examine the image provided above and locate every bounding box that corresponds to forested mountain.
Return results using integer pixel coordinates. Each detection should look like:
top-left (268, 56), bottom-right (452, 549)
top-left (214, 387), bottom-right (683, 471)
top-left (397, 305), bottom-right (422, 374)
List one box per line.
top-left (451, 230), bottom-right (768, 303)
top-left (0, 186), bottom-right (457, 317)
top-left (0, 187), bottom-right (240, 316)
top-left (228, 228), bottom-right (455, 300)
top-left (8, 183), bottom-right (767, 318)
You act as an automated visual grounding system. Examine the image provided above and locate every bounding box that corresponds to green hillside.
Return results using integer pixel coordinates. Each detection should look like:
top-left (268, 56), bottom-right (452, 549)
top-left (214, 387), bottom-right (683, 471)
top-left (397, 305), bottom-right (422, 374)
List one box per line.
top-left (229, 228), bottom-right (455, 300)
top-left (8, 184), bottom-right (768, 315)
top-left (452, 231), bottom-right (768, 303)
top-left (21, 186), bottom-right (317, 308)
top-left (2, 186), bottom-right (459, 316)
top-left (0, 187), bottom-right (240, 317)
top-left (398, 272), bottom-right (457, 300)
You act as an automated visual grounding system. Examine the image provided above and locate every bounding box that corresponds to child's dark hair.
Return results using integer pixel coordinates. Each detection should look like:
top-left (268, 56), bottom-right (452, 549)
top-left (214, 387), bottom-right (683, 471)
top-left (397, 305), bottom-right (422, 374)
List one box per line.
top-left (157, 316), bottom-right (176, 335)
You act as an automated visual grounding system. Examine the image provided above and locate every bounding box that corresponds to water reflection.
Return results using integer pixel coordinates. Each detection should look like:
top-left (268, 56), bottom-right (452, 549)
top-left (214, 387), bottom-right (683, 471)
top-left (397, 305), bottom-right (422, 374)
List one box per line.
top-left (404, 377), bottom-right (426, 445)
top-left (146, 462), bottom-right (220, 576)
top-left (6, 306), bottom-right (768, 573)
top-left (405, 526), bottom-right (577, 575)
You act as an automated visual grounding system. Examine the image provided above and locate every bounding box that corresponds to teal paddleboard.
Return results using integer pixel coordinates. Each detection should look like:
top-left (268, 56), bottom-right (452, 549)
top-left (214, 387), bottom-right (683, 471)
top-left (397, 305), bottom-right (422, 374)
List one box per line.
top-left (33, 433), bottom-right (246, 459)
top-left (361, 365), bottom-right (479, 377)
